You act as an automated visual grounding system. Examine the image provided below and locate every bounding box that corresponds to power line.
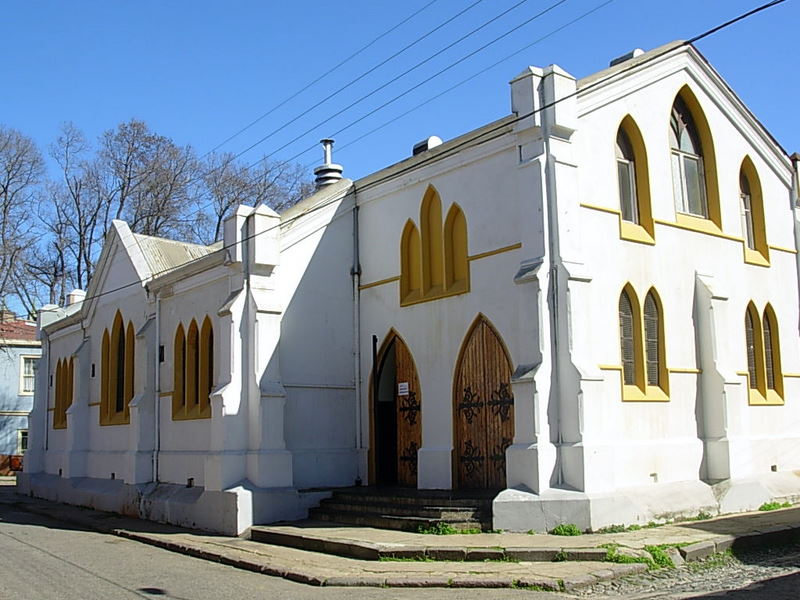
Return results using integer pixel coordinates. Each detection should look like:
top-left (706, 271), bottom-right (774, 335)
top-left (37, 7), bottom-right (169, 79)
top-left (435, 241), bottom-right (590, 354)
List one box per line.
top-left (314, 0), bottom-right (615, 164)
top-left (255, 0), bottom-right (568, 168)
top-left (226, 0), bottom-right (492, 163)
top-left (37, 0), bottom-right (787, 314)
top-left (200, 0), bottom-right (443, 159)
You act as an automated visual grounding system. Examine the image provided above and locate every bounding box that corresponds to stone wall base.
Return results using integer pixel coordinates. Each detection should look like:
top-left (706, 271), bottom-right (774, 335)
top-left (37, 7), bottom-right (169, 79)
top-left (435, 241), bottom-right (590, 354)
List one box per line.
top-left (493, 471), bottom-right (800, 532)
top-left (16, 472), bottom-right (326, 535)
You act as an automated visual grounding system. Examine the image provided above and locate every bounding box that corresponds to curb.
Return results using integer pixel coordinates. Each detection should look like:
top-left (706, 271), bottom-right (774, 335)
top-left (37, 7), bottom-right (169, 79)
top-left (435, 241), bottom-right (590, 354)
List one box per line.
top-left (4, 494), bottom-right (800, 589)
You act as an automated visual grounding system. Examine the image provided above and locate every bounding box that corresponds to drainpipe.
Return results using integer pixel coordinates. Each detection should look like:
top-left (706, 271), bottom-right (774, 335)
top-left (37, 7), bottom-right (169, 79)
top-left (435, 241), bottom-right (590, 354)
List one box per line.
top-left (791, 154), bottom-right (800, 335)
top-left (351, 184), bottom-right (364, 482)
top-left (153, 291), bottom-right (161, 484)
top-left (43, 329), bottom-right (50, 452)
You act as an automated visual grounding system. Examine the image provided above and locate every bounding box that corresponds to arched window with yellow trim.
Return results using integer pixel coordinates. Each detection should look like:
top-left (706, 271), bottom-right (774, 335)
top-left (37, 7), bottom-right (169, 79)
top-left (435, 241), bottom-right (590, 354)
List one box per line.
top-left (617, 286), bottom-right (669, 401)
top-left (444, 203), bottom-right (469, 292)
top-left (420, 185), bottom-right (444, 294)
top-left (199, 317), bottom-right (214, 417)
top-left (618, 288), bottom-right (640, 387)
top-left (739, 157), bottom-right (769, 265)
top-left (668, 87), bottom-right (721, 228)
top-left (173, 324), bottom-right (186, 418)
top-left (743, 302), bottom-right (783, 405)
top-left (615, 116), bottom-right (654, 242)
top-left (186, 320), bottom-right (199, 409)
top-left (400, 220), bottom-right (422, 303)
top-left (54, 359), bottom-right (64, 429)
top-left (101, 311), bottom-right (133, 425)
top-left (400, 185), bottom-right (471, 306)
top-left (173, 318), bottom-right (213, 420)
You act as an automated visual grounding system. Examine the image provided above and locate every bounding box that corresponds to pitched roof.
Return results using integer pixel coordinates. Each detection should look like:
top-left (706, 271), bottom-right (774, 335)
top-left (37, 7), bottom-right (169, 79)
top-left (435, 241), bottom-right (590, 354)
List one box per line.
top-left (0, 319), bottom-right (39, 344)
top-left (132, 233), bottom-right (217, 276)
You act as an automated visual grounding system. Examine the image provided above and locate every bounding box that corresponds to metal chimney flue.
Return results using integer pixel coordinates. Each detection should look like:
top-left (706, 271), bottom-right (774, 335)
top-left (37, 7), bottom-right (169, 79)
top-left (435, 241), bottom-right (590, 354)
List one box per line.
top-left (314, 138), bottom-right (343, 189)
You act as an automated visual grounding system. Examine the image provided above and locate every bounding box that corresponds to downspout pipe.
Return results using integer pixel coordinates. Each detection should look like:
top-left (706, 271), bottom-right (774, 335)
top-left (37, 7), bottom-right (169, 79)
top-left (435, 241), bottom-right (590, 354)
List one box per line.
top-left (153, 291), bottom-right (161, 484)
top-left (351, 184), bottom-right (364, 483)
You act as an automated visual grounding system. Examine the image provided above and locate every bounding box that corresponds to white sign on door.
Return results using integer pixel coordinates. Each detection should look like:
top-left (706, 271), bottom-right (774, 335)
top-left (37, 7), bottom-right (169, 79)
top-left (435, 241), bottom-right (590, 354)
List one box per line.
top-left (397, 382), bottom-right (410, 396)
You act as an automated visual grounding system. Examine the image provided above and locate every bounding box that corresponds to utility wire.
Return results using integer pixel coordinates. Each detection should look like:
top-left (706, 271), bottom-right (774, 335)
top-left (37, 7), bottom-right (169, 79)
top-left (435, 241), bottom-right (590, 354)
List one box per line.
top-left (200, 0), bottom-right (442, 159)
top-left (314, 0), bottom-right (615, 164)
top-left (37, 0), bottom-right (787, 314)
top-left (254, 0), bottom-right (568, 168)
top-left (227, 0), bottom-right (492, 163)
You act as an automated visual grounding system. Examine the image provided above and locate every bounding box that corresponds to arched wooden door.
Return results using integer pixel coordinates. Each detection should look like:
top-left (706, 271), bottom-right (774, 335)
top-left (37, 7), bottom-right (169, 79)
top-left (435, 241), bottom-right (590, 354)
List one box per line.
top-left (372, 332), bottom-right (422, 487)
top-left (453, 316), bottom-right (515, 489)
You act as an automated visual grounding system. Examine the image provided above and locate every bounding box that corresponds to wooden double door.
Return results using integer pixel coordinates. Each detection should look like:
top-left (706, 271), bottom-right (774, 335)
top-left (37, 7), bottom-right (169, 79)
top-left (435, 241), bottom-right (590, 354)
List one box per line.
top-left (371, 316), bottom-right (514, 490)
top-left (453, 316), bottom-right (515, 489)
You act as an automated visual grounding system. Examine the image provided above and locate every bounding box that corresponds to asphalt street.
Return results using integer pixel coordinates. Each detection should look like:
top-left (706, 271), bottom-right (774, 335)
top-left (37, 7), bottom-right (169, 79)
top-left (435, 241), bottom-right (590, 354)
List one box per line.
top-left (0, 501), bottom-right (557, 600)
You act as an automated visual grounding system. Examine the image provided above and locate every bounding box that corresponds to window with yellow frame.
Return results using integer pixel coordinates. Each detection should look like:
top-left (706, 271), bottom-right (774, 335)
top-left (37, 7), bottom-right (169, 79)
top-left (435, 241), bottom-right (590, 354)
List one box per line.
top-left (744, 302), bottom-right (783, 405)
top-left (615, 116), bottom-right (655, 244)
top-left (617, 286), bottom-right (669, 401)
top-left (172, 316), bottom-right (214, 420)
top-left (100, 311), bottom-right (135, 425)
top-left (53, 357), bottom-right (74, 429)
top-left (400, 185), bottom-right (469, 306)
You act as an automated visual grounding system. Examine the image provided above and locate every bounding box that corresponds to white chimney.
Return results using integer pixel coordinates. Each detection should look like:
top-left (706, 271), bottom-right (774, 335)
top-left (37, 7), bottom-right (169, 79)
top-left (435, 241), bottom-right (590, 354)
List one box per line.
top-left (66, 289), bottom-right (86, 306)
top-left (313, 139), bottom-right (343, 188)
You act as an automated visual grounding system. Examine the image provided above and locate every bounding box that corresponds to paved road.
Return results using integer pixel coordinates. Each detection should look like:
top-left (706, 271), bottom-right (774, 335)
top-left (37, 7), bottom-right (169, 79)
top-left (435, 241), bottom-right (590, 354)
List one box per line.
top-left (0, 501), bottom-right (559, 600)
top-left (576, 544), bottom-right (800, 600)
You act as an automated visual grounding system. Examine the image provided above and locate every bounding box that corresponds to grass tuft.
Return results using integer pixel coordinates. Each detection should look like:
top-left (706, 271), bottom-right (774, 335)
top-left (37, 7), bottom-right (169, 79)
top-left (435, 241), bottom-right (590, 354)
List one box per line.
top-left (758, 501), bottom-right (792, 511)
top-left (550, 523), bottom-right (582, 536)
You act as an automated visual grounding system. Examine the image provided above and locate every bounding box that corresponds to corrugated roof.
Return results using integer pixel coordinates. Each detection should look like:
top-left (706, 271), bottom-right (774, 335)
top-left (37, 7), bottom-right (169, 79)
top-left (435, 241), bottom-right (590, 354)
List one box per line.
top-left (132, 234), bottom-right (217, 276)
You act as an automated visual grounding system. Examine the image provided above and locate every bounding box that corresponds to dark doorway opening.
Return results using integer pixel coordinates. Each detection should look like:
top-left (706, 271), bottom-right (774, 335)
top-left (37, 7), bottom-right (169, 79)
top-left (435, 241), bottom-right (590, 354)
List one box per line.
top-left (375, 340), bottom-right (398, 485)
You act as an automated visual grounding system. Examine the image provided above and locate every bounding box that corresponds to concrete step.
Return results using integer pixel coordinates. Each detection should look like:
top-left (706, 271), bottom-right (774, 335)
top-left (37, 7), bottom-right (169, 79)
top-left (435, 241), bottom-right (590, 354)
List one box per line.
top-left (308, 508), bottom-right (488, 532)
top-left (330, 488), bottom-right (495, 509)
top-left (316, 500), bottom-right (487, 521)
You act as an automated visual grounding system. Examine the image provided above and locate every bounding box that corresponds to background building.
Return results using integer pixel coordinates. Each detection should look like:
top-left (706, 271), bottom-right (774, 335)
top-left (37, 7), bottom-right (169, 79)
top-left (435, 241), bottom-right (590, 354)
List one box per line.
top-left (0, 310), bottom-right (39, 475)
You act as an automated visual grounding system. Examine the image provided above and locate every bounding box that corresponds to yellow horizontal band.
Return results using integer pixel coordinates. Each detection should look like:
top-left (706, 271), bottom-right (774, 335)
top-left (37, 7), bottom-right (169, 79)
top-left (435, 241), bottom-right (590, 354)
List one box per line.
top-left (668, 367), bottom-right (701, 374)
top-left (580, 202), bottom-right (620, 215)
top-left (468, 242), bottom-right (523, 262)
top-left (769, 245), bottom-right (797, 255)
top-left (88, 402), bottom-right (101, 406)
top-left (359, 275), bottom-right (400, 291)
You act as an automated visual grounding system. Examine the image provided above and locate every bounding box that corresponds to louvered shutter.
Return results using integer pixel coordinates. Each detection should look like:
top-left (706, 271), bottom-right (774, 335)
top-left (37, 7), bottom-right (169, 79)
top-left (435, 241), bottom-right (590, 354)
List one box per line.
top-left (745, 311), bottom-right (757, 389)
top-left (644, 294), bottom-right (660, 386)
top-left (763, 313), bottom-right (775, 390)
top-left (618, 292), bottom-right (636, 385)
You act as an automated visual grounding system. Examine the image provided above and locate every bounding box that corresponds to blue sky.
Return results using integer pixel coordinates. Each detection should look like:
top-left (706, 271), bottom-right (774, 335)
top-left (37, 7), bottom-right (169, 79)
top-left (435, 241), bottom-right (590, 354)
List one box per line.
top-left (2, 0), bottom-right (797, 182)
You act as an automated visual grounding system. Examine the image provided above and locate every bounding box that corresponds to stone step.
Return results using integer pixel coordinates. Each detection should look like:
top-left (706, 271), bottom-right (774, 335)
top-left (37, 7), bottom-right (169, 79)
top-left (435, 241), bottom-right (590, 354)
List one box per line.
top-left (308, 508), bottom-right (489, 532)
top-left (329, 490), bottom-right (494, 509)
top-left (316, 500), bottom-right (487, 521)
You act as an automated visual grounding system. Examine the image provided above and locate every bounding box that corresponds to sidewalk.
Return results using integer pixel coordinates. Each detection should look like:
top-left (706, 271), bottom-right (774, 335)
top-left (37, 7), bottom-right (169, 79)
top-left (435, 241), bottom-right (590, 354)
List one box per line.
top-left (2, 478), bottom-right (798, 591)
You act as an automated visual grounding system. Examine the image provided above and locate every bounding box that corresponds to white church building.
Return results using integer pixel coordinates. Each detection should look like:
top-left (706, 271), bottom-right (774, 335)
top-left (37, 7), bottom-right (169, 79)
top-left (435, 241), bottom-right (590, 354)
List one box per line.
top-left (20, 41), bottom-right (800, 535)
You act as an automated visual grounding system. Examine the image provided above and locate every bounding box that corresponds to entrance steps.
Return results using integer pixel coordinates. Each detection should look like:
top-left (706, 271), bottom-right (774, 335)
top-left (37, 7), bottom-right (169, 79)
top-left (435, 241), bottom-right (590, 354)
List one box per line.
top-left (305, 487), bottom-right (495, 532)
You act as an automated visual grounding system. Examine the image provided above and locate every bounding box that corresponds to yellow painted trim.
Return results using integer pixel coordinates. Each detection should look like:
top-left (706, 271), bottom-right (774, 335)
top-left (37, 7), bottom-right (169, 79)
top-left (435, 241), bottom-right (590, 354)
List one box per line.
top-left (748, 388), bottom-right (785, 406)
top-left (598, 364), bottom-right (623, 370)
top-left (655, 218), bottom-right (742, 242)
top-left (743, 247), bottom-right (770, 267)
top-left (782, 372), bottom-right (800, 378)
top-left (88, 402), bottom-right (101, 407)
top-left (668, 367), bottom-right (701, 374)
top-left (736, 370), bottom-right (749, 376)
top-left (0, 410), bottom-right (30, 416)
top-left (159, 392), bottom-right (173, 398)
top-left (622, 384), bottom-right (670, 402)
top-left (46, 407), bottom-right (55, 412)
top-left (769, 245), bottom-right (798, 255)
top-left (171, 413), bottom-right (212, 421)
top-left (359, 275), bottom-right (400, 291)
top-left (467, 242), bottom-right (522, 262)
top-left (400, 279), bottom-right (469, 307)
top-left (620, 221), bottom-right (655, 245)
top-left (581, 202), bottom-right (620, 215)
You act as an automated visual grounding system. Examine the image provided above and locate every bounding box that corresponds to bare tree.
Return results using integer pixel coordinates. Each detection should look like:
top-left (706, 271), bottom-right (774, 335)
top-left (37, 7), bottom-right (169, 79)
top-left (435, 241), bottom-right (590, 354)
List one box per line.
top-left (0, 126), bottom-right (44, 313)
top-left (193, 153), bottom-right (313, 244)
